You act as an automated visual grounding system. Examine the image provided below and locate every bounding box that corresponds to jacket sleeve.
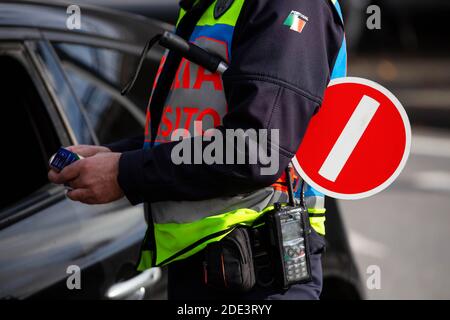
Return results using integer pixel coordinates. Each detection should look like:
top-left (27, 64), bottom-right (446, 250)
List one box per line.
top-left (105, 135), bottom-right (144, 153)
top-left (117, 0), bottom-right (344, 205)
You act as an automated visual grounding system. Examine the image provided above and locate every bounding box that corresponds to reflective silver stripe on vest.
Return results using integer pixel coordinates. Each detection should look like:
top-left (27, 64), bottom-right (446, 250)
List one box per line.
top-left (151, 187), bottom-right (288, 224)
top-left (150, 37), bottom-right (229, 143)
top-left (305, 195), bottom-right (325, 211)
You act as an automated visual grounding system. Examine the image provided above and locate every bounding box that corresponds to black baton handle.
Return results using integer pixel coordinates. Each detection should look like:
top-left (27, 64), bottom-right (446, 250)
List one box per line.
top-left (159, 31), bottom-right (227, 73)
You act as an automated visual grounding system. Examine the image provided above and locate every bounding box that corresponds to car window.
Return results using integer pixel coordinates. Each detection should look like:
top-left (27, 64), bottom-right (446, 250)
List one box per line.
top-left (0, 52), bottom-right (60, 212)
top-left (53, 43), bottom-right (159, 145)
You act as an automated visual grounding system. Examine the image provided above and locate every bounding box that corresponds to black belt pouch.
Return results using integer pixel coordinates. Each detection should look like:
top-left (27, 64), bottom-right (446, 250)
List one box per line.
top-left (203, 228), bottom-right (256, 292)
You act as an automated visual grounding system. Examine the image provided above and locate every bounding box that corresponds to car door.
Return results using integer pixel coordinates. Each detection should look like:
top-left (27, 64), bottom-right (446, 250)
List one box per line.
top-left (0, 40), bottom-right (149, 299)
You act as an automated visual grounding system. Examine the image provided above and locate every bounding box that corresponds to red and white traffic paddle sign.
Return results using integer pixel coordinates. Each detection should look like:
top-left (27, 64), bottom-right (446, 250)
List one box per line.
top-left (294, 77), bottom-right (411, 200)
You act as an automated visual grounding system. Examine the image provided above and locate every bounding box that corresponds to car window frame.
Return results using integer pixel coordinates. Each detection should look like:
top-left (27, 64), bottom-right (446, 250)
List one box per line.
top-left (26, 39), bottom-right (100, 145)
top-left (0, 41), bottom-right (71, 228)
top-left (51, 41), bottom-right (147, 144)
top-left (46, 27), bottom-right (166, 145)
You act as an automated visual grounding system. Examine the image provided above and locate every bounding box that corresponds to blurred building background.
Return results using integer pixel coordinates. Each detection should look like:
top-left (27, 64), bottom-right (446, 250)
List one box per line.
top-left (72, 0), bottom-right (450, 299)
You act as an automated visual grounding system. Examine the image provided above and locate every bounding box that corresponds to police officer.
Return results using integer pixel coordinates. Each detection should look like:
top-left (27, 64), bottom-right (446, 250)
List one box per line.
top-left (49, 0), bottom-right (346, 300)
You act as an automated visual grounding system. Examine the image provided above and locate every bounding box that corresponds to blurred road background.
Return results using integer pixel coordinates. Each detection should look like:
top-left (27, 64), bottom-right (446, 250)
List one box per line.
top-left (72, 0), bottom-right (450, 299)
top-left (342, 127), bottom-right (450, 299)
top-left (341, 0), bottom-right (450, 299)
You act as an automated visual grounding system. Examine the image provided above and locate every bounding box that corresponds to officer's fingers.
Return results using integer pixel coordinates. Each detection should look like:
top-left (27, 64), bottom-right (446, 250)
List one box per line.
top-left (66, 176), bottom-right (87, 190)
top-left (66, 188), bottom-right (94, 204)
top-left (56, 160), bottom-right (84, 184)
top-left (48, 169), bottom-right (61, 184)
top-left (66, 145), bottom-right (93, 157)
top-left (67, 145), bottom-right (110, 158)
top-left (65, 145), bottom-right (78, 152)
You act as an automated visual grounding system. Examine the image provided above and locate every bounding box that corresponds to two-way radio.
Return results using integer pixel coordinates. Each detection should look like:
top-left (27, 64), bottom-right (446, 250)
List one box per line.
top-left (265, 165), bottom-right (312, 289)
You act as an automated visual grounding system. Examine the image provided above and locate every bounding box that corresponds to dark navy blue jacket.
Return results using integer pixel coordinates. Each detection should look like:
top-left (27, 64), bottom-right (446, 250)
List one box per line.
top-left (108, 0), bottom-right (345, 205)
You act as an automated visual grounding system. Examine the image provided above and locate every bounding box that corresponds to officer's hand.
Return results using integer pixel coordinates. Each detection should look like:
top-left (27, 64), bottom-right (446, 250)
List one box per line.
top-left (48, 152), bottom-right (124, 204)
top-left (66, 145), bottom-right (111, 158)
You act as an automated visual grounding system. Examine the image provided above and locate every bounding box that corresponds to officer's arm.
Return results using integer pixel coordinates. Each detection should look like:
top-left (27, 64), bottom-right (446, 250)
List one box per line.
top-left (104, 135), bottom-right (144, 153)
top-left (117, 0), bottom-right (344, 204)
